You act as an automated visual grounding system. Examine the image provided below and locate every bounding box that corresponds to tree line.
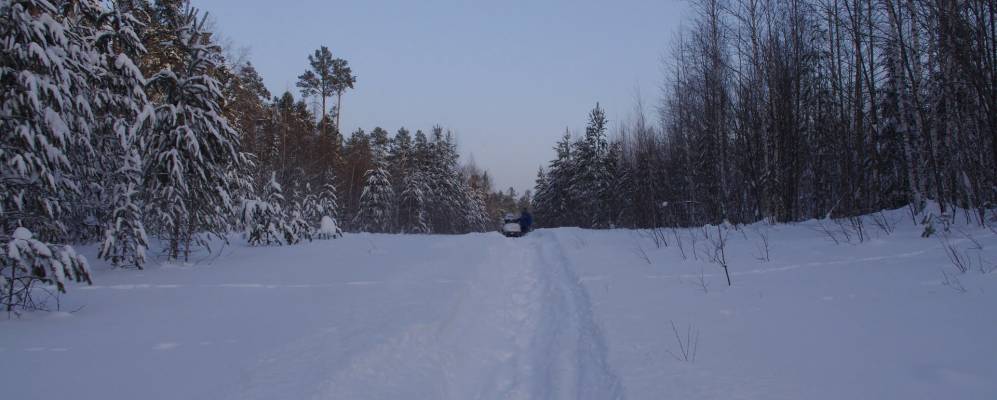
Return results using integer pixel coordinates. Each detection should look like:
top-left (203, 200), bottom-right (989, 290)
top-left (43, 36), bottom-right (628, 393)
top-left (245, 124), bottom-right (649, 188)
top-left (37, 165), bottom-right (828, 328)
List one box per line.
top-left (0, 0), bottom-right (499, 312)
top-left (535, 0), bottom-right (996, 229)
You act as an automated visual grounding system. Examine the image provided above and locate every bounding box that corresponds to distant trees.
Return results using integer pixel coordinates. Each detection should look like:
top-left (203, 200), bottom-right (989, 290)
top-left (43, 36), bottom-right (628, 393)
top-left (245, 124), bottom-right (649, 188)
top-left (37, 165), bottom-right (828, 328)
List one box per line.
top-left (532, 105), bottom-right (617, 228)
top-left (535, 0), bottom-right (997, 229)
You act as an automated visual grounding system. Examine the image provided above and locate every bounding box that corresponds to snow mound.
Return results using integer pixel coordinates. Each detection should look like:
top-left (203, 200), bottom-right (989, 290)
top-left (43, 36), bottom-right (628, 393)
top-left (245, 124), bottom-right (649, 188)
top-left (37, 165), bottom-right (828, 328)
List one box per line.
top-left (12, 227), bottom-right (32, 240)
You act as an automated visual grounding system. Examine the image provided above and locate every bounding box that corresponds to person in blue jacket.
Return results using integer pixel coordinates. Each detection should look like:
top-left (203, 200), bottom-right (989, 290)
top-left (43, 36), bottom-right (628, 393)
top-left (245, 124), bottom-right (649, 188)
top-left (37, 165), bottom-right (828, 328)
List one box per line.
top-left (517, 208), bottom-right (533, 234)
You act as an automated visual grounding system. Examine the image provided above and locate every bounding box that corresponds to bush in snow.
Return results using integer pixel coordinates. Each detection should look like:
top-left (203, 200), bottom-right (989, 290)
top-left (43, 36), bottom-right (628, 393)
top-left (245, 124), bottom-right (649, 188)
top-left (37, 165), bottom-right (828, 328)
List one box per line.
top-left (287, 196), bottom-right (313, 243)
top-left (298, 181), bottom-right (342, 239)
top-left (243, 174), bottom-right (298, 246)
top-left (2, 228), bottom-right (91, 314)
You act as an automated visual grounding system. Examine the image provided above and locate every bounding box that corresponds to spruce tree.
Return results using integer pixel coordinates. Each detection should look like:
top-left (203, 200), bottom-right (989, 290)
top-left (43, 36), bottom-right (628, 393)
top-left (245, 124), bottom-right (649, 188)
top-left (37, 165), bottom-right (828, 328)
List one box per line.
top-left (0, 0), bottom-right (94, 311)
top-left (397, 171), bottom-right (430, 233)
top-left (313, 178), bottom-right (344, 239)
top-left (243, 173), bottom-right (296, 246)
top-left (425, 128), bottom-right (465, 233)
top-left (143, 6), bottom-right (245, 260)
top-left (354, 141), bottom-right (395, 233)
top-left (572, 103), bottom-right (612, 228)
top-left (532, 168), bottom-right (552, 227)
top-left (89, 1), bottom-right (154, 268)
top-left (536, 131), bottom-right (577, 227)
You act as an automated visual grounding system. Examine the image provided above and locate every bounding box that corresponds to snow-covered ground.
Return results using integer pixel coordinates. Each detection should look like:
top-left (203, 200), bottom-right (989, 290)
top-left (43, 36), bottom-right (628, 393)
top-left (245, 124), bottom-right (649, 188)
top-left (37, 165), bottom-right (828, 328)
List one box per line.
top-left (3, 209), bottom-right (996, 399)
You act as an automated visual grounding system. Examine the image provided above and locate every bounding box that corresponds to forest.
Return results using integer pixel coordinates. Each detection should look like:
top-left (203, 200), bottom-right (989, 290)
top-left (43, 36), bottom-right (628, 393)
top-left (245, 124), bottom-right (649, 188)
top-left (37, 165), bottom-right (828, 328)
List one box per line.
top-left (0, 0), bottom-right (518, 311)
top-left (534, 0), bottom-right (996, 230)
top-left (4, 0), bottom-right (996, 312)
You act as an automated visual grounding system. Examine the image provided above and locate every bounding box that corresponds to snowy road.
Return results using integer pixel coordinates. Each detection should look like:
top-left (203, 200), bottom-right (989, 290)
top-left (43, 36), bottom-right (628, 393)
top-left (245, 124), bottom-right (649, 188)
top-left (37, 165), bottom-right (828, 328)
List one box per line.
top-left (301, 231), bottom-right (623, 399)
top-left (1, 231), bottom-right (623, 400)
top-left (4, 214), bottom-right (997, 400)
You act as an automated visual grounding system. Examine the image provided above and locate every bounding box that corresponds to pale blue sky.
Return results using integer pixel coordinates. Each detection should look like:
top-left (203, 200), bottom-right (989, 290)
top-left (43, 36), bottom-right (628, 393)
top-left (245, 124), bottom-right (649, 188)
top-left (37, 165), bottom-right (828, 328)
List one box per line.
top-left (194, 0), bottom-right (688, 193)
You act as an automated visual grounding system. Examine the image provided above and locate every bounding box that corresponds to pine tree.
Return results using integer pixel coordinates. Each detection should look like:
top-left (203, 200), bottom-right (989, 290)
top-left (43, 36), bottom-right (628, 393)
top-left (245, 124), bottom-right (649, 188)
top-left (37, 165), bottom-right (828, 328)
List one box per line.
top-left (316, 179), bottom-right (341, 220)
top-left (224, 62), bottom-right (270, 159)
top-left (314, 177), bottom-right (344, 239)
top-left (88, 1), bottom-right (154, 268)
top-left (137, 0), bottom-right (186, 78)
top-left (2, 227), bottom-right (91, 313)
top-left (0, 0), bottom-right (96, 310)
top-left (463, 181), bottom-right (490, 232)
top-left (572, 103), bottom-right (613, 228)
top-left (531, 167), bottom-right (551, 227)
top-left (535, 131), bottom-right (577, 227)
top-left (425, 128), bottom-right (465, 233)
top-left (341, 128), bottom-right (372, 226)
top-left (143, 6), bottom-right (245, 260)
top-left (243, 173), bottom-right (296, 246)
top-left (99, 145), bottom-right (149, 268)
top-left (1, 0), bottom-right (95, 240)
top-left (397, 171), bottom-right (430, 233)
top-left (354, 141), bottom-right (395, 233)
top-left (297, 46), bottom-right (354, 132)
top-left (386, 127), bottom-right (413, 225)
top-left (286, 194), bottom-right (312, 243)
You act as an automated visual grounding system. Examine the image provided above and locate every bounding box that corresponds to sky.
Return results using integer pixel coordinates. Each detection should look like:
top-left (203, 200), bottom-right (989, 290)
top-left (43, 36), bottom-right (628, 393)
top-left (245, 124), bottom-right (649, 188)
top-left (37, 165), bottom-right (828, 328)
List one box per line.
top-left (193, 0), bottom-right (689, 194)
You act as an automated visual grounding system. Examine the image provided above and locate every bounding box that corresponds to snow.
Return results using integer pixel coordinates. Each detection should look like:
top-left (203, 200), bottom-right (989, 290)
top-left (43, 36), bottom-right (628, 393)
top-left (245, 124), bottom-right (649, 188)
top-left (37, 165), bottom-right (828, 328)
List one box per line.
top-left (317, 216), bottom-right (343, 239)
top-left (1, 208), bottom-right (996, 399)
top-left (12, 227), bottom-right (33, 240)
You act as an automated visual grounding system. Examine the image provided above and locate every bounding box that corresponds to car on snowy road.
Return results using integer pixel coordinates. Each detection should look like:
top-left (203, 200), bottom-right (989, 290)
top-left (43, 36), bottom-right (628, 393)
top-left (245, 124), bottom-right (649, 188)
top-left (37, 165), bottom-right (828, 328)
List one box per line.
top-left (501, 213), bottom-right (524, 237)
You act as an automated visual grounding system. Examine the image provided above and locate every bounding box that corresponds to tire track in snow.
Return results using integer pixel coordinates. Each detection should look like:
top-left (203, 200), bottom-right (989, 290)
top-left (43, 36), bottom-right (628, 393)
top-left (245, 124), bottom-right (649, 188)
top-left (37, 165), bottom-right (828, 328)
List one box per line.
top-left (308, 233), bottom-right (624, 399)
top-left (526, 231), bottom-right (626, 400)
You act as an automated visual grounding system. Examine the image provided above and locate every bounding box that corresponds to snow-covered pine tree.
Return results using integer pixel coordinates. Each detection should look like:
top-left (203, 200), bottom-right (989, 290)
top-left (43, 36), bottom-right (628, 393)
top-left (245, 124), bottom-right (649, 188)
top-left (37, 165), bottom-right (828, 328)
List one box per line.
top-left (2, 227), bottom-right (91, 313)
top-left (284, 186), bottom-right (312, 243)
top-left (1, 0), bottom-right (97, 309)
top-left (88, 1), bottom-right (154, 268)
top-left (397, 171), bottom-right (430, 233)
top-left (535, 131), bottom-right (577, 227)
top-left (288, 199), bottom-right (312, 243)
top-left (143, 6), bottom-right (245, 260)
top-left (313, 178), bottom-right (343, 238)
top-left (531, 167), bottom-right (552, 227)
top-left (463, 180), bottom-right (490, 232)
top-left (317, 181), bottom-right (340, 221)
top-left (298, 184), bottom-right (319, 228)
top-left (1, 0), bottom-right (96, 241)
top-left (243, 173), bottom-right (297, 246)
top-left (571, 103), bottom-right (612, 228)
top-left (386, 127), bottom-right (413, 231)
top-left (98, 145), bottom-right (149, 268)
top-left (53, 1), bottom-right (108, 243)
top-left (425, 128), bottom-right (465, 233)
top-left (354, 144), bottom-right (395, 233)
